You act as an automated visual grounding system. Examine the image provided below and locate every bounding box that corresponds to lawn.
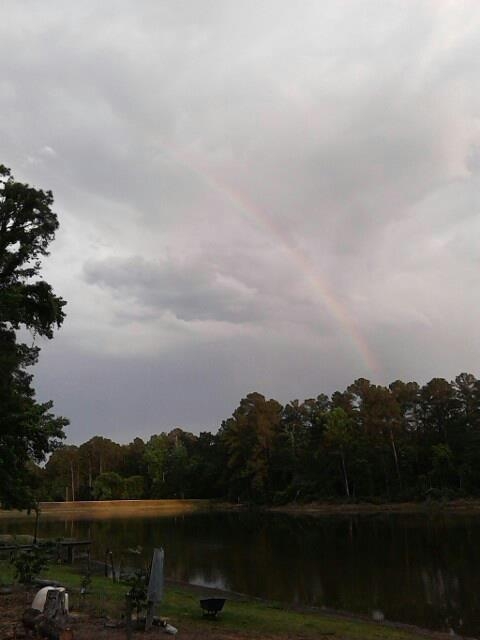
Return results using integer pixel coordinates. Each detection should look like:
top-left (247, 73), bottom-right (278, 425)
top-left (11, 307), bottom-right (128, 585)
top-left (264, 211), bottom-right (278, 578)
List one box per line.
top-left (0, 558), bottom-right (446, 640)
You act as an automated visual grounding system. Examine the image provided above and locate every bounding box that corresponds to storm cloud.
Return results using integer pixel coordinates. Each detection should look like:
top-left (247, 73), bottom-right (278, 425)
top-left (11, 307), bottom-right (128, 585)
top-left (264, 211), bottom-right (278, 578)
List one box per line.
top-left (2, 1), bottom-right (480, 441)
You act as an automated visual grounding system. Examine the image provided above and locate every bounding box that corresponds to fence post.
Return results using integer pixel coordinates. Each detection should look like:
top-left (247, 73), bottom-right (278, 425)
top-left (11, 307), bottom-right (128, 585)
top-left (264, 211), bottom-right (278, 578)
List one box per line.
top-left (125, 594), bottom-right (133, 640)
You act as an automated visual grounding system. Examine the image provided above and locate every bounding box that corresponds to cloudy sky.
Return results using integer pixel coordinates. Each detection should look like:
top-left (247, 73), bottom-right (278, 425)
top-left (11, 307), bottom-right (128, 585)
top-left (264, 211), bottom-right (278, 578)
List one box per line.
top-left (2, 1), bottom-right (480, 443)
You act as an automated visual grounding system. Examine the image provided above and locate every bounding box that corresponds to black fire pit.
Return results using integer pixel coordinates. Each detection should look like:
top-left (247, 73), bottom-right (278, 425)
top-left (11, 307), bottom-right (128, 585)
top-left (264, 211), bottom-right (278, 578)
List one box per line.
top-left (200, 597), bottom-right (226, 617)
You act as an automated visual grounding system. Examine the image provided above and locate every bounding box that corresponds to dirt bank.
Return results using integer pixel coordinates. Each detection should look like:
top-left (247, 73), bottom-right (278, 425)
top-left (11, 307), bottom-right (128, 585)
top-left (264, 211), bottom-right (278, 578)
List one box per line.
top-left (270, 499), bottom-right (480, 515)
top-left (3, 498), bottom-right (480, 521)
top-left (0, 499), bottom-right (219, 520)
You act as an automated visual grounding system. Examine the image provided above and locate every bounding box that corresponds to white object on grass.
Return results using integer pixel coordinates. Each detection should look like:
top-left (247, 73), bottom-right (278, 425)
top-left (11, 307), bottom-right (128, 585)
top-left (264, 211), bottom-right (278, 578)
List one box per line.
top-left (31, 586), bottom-right (69, 613)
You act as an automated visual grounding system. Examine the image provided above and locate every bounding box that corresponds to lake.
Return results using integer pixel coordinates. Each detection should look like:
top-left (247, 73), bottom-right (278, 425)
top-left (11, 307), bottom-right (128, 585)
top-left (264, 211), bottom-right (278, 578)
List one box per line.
top-left (2, 508), bottom-right (480, 636)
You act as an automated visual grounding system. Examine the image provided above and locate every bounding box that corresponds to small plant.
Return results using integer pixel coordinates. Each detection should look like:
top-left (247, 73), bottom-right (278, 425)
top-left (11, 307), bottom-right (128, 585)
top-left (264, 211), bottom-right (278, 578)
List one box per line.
top-left (123, 569), bottom-right (148, 618)
top-left (80, 570), bottom-right (92, 597)
top-left (11, 545), bottom-right (49, 584)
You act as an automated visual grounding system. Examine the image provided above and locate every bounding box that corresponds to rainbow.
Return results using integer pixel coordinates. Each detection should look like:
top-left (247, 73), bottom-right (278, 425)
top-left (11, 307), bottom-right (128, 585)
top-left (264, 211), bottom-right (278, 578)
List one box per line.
top-left (155, 144), bottom-right (380, 374)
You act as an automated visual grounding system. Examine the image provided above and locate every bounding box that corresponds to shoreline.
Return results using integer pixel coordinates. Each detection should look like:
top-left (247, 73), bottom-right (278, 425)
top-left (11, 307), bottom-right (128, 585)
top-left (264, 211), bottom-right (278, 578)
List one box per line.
top-left (164, 578), bottom-right (463, 640)
top-left (0, 506), bottom-right (475, 639)
top-left (270, 497), bottom-right (480, 515)
top-left (2, 498), bottom-right (480, 519)
top-left (0, 565), bottom-right (461, 640)
top-left (0, 499), bottom-right (217, 519)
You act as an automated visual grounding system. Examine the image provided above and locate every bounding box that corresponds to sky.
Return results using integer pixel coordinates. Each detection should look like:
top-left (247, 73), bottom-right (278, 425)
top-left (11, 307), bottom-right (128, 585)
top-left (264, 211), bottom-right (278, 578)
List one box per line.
top-left (2, 1), bottom-right (480, 444)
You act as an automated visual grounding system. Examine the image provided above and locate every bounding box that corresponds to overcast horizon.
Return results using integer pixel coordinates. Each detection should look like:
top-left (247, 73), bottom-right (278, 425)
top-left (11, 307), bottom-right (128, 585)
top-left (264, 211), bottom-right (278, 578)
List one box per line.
top-left (2, 1), bottom-right (480, 444)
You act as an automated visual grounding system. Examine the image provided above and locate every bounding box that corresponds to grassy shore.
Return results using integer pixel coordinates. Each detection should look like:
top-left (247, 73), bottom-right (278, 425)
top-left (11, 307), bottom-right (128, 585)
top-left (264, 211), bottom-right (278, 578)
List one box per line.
top-left (0, 561), bottom-right (450, 640)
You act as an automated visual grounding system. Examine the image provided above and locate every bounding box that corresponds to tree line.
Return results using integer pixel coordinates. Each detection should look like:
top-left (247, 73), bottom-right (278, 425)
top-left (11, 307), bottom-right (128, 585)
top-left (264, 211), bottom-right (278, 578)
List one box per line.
top-left (39, 373), bottom-right (480, 504)
top-left (2, 163), bottom-right (480, 509)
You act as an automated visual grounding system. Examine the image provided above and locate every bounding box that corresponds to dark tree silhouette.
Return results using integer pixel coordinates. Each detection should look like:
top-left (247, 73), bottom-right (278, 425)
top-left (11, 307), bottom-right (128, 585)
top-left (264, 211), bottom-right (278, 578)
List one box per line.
top-left (0, 164), bottom-right (68, 509)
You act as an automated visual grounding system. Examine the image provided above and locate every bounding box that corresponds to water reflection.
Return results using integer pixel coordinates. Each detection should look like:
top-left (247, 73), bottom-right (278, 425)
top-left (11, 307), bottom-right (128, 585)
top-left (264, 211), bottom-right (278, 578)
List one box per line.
top-left (2, 510), bottom-right (480, 635)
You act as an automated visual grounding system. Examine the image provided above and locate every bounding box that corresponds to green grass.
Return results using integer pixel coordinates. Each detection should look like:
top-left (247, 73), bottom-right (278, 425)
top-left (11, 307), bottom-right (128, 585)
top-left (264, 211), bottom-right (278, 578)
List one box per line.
top-left (0, 559), bottom-right (14, 585)
top-left (0, 560), bottom-right (428, 639)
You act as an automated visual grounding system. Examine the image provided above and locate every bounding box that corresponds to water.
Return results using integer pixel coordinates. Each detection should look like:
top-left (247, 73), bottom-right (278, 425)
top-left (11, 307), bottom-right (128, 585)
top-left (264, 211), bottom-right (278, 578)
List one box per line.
top-left (2, 509), bottom-right (480, 635)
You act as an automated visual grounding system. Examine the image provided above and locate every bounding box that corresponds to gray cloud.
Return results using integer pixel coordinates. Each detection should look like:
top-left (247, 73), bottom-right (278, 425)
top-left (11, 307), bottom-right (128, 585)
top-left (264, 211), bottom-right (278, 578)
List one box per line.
top-left (1, 1), bottom-right (480, 440)
top-left (84, 255), bottom-right (259, 323)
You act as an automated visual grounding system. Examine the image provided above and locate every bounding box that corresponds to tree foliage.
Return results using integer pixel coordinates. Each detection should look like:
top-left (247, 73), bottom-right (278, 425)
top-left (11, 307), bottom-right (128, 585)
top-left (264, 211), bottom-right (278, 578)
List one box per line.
top-left (93, 471), bottom-right (124, 500)
top-left (0, 164), bottom-right (68, 509)
top-left (219, 393), bottom-right (282, 501)
top-left (34, 368), bottom-right (480, 505)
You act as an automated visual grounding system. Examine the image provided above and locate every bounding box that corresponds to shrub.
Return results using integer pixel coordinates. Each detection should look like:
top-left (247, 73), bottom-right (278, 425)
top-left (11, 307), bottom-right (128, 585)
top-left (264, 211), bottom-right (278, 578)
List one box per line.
top-left (11, 545), bottom-right (49, 584)
top-left (123, 569), bottom-right (148, 618)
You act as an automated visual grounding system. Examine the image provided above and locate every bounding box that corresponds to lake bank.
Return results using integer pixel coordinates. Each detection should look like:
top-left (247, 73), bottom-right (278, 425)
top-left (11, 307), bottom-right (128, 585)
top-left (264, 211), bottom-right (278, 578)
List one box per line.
top-left (0, 563), bottom-right (456, 640)
top-left (270, 498), bottom-right (480, 515)
top-left (2, 497), bottom-right (480, 520)
top-left (1, 506), bottom-right (478, 635)
top-left (0, 499), bottom-right (219, 520)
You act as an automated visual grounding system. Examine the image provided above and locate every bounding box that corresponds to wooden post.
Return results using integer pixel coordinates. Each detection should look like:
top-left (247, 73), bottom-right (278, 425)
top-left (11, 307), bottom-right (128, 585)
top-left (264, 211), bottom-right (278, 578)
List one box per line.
top-left (33, 506), bottom-right (40, 544)
top-left (110, 550), bottom-right (116, 582)
top-left (145, 601), bottom-right (155, 632)
top-left (56, 539), bottom-right (61, 563)
top-left (125, 594), bottom-right (133, 640)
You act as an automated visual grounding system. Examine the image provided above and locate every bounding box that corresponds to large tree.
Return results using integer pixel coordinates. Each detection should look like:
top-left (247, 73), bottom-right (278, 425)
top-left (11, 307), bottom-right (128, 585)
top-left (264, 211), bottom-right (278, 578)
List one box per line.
top-left (219, 392), bottom-right (283, 502)
top-left (0, 164), bottom-right (68, 509)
